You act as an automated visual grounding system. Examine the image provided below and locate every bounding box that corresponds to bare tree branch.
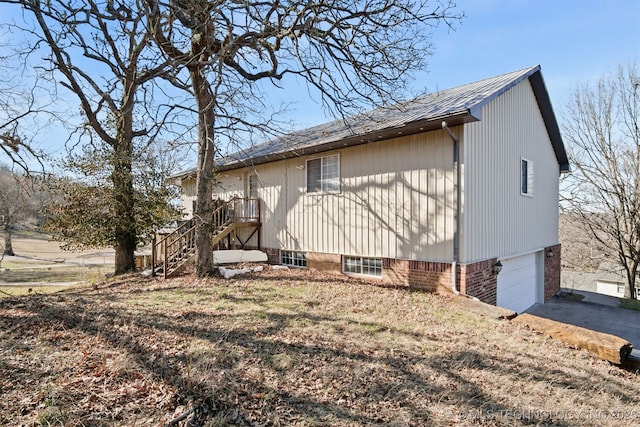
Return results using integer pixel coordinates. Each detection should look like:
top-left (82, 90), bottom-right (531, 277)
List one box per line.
top-left (2, 0), bottom-right (186, 274)
top-left (562, 62), bottom-right (640, 299)
top-left (145, 0), bottom-right (462, 277)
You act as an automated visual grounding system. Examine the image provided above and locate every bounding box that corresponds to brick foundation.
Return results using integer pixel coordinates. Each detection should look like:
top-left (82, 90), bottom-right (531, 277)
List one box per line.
top-left (306, 252), bottom-right (342, 273)
top-left (384, 259), bottom-right (453, 294)
top-left (261, 249), bottom-right (560, 305)
top-left (544, 244), bottom-right (561, 301)
top-left (458, 259), bottom-right (498, 306)
top-left (261, 248), bottom-right (558, 309)
top-left (262, 247), bottom-right (280, 264)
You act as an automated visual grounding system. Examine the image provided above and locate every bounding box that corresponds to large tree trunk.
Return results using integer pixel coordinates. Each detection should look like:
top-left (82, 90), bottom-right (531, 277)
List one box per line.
top-left (626, 266), bottom-right (638, 300)
top-left (191, 65), bottom-right (216, 277)
top-left (111, 82), bottom-right (137, 275)
top-left (3, 219), bottom-right (14, 256)
top-left (112, 151), bottom-right (137, 274)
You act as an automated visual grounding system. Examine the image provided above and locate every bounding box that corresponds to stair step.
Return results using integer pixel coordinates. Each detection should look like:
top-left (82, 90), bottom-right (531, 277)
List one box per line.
top-left (155, 213), bottom-right (243, 278)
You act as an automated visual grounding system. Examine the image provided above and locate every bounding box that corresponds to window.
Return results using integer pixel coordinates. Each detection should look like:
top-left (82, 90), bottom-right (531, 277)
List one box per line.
top-left (248, 174), bottom-right (258, 198)
top-left (281, 251), bottom-right (307, 268)
top-left (521, 158), bottom-right (534, 196)
top-left (307, 154), bottom-right (339, 193)
top-left (245, 174), bottom-right (260, 220)
top-left (343, 256), bottom-right (383, 277)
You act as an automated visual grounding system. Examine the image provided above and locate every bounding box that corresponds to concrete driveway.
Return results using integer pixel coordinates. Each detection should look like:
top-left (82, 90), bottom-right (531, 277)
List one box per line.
top-left (525, 290), bottom-right (640, 354)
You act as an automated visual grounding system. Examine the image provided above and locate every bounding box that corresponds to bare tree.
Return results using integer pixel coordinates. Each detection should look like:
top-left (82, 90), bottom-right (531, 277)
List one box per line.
top-left (0, 133), bottom-right (38, 172)
top-left (3, 0), bottom-right (184, 274)
top-left (559, 213), bottom-right (604, 272)
top-left (146, 0), bottom-right (462, 276)
top-left (562, 63), bottom-right (640, 299)
top-left (0, 164), bottom-right (42, 256)
top-left (0, 53), bottom-right (50, 172)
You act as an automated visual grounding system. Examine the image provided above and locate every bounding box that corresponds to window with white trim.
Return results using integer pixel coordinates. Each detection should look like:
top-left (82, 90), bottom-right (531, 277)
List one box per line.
top-left (281, 251), bottom-right (307, 268)
top-left (521, 158), bottom-right (534, 196)
top-left (307, 154), bottom-right (339, 193)
top-left (248, 174), bottom-right (258, 198)
top-left (343, 256), bottom-right (383, 277)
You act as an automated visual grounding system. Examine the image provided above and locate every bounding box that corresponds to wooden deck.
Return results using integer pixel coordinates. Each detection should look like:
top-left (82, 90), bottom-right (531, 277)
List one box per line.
top-left (152, 197), bottom-right (261, 278)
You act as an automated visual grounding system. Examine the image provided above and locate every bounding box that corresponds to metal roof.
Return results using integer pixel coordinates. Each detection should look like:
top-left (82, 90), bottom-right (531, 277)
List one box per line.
top-left (175, 65), bottom-right (569, 178)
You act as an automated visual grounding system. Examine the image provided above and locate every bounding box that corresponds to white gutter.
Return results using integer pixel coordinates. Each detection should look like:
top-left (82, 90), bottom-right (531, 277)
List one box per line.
top-left (442, 121), bottom-right (461, 296)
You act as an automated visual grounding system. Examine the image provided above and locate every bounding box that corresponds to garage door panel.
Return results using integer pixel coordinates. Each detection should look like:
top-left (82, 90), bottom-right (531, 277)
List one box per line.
top-left (497, 253), bottom-right (538, 313)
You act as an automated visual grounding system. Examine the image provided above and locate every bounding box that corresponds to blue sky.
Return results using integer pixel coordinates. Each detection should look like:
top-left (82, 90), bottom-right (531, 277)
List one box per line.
top-left (1, 0), bottom-right (639, 167)
top-left (288, 0), bottom-right (640, 128)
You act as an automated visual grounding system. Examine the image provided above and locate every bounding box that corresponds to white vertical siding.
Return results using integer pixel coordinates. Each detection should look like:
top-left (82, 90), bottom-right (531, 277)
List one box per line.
top-left (195, 130), bottom-right (456, 262)
top-left (179, 178), bottom-right (197, 218)
top-left (461, 79), bottom-right (560, 262)
top-left (181, 77), bottom-right (560, 264)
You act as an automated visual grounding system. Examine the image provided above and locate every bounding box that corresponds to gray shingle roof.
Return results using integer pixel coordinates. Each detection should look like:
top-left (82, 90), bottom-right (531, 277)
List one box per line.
top-left (175, 65), bottom-right (568, 178)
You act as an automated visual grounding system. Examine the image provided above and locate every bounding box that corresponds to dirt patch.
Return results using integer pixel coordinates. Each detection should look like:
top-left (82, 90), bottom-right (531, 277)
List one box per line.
top-left (1, 268), bottom-right (639, 426)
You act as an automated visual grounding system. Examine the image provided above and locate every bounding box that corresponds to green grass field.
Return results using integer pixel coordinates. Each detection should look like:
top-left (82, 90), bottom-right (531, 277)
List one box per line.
top-left (1, 230), bottom-right (114, 297)
top-left (0, 262), bottom-right (108, 284)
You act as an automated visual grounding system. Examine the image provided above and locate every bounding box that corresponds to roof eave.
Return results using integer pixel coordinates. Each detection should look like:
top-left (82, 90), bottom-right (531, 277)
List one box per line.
top-left (528, 70), bottom-right (571, 174)
top-left (215, 111), bottom-right (478, 172)
top-left (168, 170), bottom-right (196, 182)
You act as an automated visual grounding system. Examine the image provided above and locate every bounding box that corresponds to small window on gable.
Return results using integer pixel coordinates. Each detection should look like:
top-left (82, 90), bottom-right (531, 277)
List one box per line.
top-left (307, 154), bottom-right (339, 193)
top-left (521, 158), bottom-right (534, 196)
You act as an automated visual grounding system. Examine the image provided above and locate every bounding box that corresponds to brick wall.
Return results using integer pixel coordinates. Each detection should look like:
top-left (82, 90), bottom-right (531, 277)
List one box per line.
top-left (382, 259), bottom-right (410, 286)
top-left (259, 246), bottom-right (560, 309)
top-left (544, 244), bottom-right (561, 301)
top-left (384, 259), bottom-right (452, 293)
top-left (262, 248), bottom-right (505, 305)
top-left (262, 247), bottom-right (280, 264)
top-left (459, 259), bottom-right (498, 306)
top-left (306, 252), bottom-right (342, 274)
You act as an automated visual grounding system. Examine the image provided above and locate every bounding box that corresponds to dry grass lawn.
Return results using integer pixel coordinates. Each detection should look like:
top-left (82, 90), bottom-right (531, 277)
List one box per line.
top-left (1, 267), bottom-right (639, 426)
top-left (0, 232), bottom-right (114, 294)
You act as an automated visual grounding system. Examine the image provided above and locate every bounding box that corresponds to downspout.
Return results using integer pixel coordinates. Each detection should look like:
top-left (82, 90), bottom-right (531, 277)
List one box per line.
top-left (442, 121), bottom-right (461, 296)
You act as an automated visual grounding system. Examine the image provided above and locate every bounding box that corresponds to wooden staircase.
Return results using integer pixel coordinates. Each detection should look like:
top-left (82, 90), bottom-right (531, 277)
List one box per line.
top-left (152, 198), bottom-right (260, 279)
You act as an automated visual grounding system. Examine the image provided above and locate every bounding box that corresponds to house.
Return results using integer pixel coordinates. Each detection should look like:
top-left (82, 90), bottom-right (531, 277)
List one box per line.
top-left (561, 265), bottom-right (640, 300)
top-left (172, 65), bottom-right (569, 313)
top-left (594, 262), bottom-right (639, 298)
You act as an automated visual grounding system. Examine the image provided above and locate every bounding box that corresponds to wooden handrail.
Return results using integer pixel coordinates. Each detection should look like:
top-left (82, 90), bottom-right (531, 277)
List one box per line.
top-left (152, 197), bottom-right (260, 278)
top-left (229, 197), bottom-right (260, 223)
top-left (153, 220), bottom-right (197, 279)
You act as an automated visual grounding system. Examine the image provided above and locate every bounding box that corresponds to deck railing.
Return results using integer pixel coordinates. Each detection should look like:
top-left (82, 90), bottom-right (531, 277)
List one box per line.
top-left (152, 197), bottom-right (260, 278)
top-left (230, 197), bottom-right (260, 223)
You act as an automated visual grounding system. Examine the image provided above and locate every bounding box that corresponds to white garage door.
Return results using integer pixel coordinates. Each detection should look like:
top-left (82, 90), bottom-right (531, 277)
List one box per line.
top-left (497, 253), bottom-right (538, 313)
